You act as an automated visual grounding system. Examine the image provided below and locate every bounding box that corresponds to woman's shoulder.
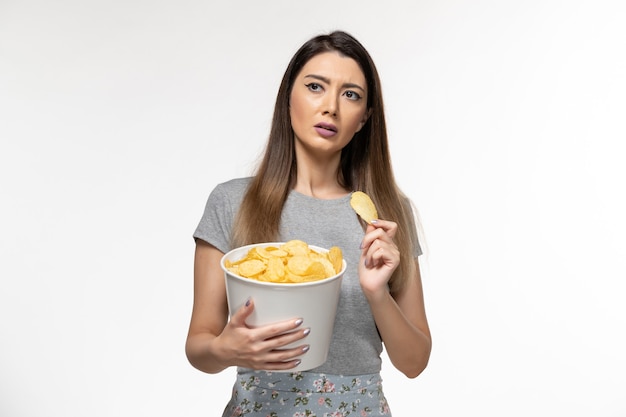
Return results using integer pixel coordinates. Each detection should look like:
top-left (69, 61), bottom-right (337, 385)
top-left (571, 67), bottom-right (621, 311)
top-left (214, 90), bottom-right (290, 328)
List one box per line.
top-left (202, 177), bottom-right (252, 209)
top-left (217, 177), bottom-right (252, 190)
top-left (212, 177), bottom-right (252, 196)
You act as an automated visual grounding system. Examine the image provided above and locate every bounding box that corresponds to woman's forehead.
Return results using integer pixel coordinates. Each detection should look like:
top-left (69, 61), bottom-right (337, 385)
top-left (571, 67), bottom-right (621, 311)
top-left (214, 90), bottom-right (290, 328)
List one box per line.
top-left (297, 52), bottom-right (366, 86)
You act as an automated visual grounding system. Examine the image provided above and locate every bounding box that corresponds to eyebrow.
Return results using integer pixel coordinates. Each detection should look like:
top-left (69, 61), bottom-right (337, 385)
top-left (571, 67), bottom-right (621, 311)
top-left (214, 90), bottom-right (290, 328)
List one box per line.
top-left (304, 74), bottom-right (366, 93)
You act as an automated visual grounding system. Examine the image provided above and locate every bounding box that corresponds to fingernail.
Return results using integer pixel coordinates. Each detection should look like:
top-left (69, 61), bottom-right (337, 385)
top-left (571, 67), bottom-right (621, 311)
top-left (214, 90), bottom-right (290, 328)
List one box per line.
top-left (294, 318), bottom-right (303, 327)
top-left (303, 328), bottom-right (311, 336)
top-left (245, 297), bottom-right (251, 307)
top-left (371, 219), bottom-right (379, 224)
top-left (302, 345), bottom-right (310, 353)
top-left (294, 360), bottom-right (302, 366)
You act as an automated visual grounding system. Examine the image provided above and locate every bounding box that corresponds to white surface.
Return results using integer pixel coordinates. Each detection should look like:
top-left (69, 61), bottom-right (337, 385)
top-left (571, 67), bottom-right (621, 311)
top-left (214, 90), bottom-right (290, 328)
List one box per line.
top-left (1, 0), bottom-right (625, 416)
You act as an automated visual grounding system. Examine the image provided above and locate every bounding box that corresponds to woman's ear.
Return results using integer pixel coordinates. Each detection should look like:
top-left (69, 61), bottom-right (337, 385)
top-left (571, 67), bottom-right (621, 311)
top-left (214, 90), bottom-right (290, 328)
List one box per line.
top-left (355, 108), bottom-right (372, 133)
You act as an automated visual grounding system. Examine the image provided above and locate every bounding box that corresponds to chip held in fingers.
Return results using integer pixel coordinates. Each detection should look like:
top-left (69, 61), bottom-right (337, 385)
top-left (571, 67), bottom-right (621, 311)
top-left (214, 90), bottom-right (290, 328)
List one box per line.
top-left (350, 191), bottom-right (378, 224)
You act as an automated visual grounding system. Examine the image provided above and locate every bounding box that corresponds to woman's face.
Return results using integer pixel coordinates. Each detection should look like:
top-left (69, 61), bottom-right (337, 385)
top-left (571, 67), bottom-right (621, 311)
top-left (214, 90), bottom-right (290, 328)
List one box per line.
top-left (289, 51), bottom-right (369, 159)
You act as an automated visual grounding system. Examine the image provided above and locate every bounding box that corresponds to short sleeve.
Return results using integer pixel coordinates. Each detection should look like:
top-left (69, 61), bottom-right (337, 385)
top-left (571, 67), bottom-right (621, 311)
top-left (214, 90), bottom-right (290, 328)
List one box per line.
top-left (192, 178), bottom-right (250, 253)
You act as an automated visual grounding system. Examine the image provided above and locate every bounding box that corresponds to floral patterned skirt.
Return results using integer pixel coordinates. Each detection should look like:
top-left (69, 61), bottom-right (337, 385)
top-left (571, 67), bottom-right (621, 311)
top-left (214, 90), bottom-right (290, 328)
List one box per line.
top-left (221, 370), bottom-right (391, 417)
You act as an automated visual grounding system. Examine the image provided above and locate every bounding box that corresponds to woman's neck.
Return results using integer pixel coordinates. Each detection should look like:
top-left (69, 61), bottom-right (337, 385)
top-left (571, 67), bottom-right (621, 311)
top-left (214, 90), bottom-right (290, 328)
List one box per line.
top-left (292, 141), bottom-right (350, 199)
top-left (293, 162), bottom-right (348, 199)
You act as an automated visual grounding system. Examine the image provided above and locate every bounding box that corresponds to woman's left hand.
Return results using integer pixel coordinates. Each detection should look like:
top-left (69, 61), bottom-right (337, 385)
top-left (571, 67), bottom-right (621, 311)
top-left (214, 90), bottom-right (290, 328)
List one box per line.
top-left (358, 219), bottom-right (400, 299)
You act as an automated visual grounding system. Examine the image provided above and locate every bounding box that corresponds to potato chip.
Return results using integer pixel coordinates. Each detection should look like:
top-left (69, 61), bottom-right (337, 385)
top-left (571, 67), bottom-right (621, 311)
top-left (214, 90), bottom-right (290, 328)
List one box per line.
top-left (350, 191), bottom-right (378, 224)
top-left (226, 240), bottom-right (344, 284)
top-left (289, 256), bottom-right (326, 276)
top-left (259, 256), bottom-right (286, 282)
top-left (318, 257), bottom-right (336, 278)
top-left (237, 259), bottom-right (266, 277)
top-left (282, 239), bottom-right (310, 256)
top-left (256, 246), bottom-right (288, 259)
top-left (328, 246), bottom-right (343, 274)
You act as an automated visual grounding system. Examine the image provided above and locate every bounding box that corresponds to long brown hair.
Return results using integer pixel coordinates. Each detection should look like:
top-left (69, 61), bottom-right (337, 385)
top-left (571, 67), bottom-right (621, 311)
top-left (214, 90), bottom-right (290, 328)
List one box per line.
top-left (231, 30), bottom-right (419, 295)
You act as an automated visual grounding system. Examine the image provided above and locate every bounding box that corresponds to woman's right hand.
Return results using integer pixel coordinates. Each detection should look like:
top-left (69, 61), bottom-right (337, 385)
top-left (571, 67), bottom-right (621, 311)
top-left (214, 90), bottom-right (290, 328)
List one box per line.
top-left (217, 298), bottom-right (311, 370)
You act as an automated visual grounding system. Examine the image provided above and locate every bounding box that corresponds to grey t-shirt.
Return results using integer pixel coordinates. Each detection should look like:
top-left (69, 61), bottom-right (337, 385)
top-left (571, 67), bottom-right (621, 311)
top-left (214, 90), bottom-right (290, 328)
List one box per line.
top-left (193, 177), bottom-right (420, 375)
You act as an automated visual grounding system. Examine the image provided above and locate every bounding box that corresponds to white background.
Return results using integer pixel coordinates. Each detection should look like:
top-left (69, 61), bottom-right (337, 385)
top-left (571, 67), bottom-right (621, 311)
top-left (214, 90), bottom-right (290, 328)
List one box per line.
top-left (1, 0), bottom-right (625, 416)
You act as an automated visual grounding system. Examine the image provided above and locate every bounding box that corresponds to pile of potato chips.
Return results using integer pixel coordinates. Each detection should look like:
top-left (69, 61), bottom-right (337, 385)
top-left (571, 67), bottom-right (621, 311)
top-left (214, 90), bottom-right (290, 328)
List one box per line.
top-left (225, 240), bottom-right (343, 283)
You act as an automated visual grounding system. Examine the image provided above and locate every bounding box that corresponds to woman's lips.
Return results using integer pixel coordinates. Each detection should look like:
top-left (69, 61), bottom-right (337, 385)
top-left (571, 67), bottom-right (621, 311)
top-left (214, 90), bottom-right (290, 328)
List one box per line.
top-left (314, 122), bottom-right (337, 138)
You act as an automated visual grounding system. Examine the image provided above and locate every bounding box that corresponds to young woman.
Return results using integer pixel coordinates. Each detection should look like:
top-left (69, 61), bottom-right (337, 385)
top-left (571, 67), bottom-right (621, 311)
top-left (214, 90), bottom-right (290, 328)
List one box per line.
top-left (186, 30), bottom-right (431, 416)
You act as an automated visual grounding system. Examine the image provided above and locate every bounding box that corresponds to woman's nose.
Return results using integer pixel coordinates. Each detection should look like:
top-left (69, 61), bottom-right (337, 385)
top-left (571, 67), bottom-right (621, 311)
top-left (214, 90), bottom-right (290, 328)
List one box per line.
top-left (322, 95), bottom-right (338, 117)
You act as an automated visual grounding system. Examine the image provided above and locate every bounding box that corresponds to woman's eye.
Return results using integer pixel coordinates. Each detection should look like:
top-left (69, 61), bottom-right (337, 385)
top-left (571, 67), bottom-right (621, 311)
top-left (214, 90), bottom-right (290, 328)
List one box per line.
top-left (305, 83), bottom-right (322, 92)
top-left (344, 90), bottom-right (362, 101)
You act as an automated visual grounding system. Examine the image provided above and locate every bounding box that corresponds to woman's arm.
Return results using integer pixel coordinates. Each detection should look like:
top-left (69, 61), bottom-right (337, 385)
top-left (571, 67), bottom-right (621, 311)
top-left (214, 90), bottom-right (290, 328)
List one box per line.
top-left (358, 222), bottom-right (432, 378)
top-left (185, 240), bottom-right (311, 373)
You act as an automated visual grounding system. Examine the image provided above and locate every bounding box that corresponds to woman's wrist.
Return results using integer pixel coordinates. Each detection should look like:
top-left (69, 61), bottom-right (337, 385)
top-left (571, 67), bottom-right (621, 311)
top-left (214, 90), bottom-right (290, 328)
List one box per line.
top-left (187, 332), bottom-right (231, 374)
top-left (361, 284), bottom-right (391, 305)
